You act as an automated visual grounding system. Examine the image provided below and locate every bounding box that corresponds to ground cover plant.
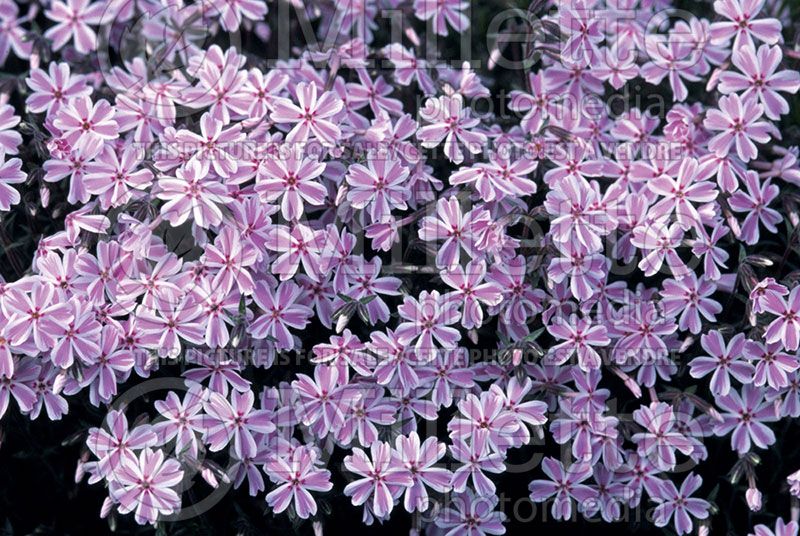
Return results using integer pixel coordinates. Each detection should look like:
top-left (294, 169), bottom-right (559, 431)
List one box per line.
top-left (2, 0), bottom-right (800, 534)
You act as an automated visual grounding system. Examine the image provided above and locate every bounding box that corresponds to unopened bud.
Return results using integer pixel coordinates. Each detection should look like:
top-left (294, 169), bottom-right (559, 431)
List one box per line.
top-left (746, 487), bottom-right (762, 512)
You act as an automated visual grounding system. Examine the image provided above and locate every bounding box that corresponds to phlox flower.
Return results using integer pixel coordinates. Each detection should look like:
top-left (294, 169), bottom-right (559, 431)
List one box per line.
top-left (650, 473), bottom-right (710, 535)
top-left (249, 280), bottom-right (312, 349)
top-left (202, 389), bottom-right (276, 458)
top-left (413, 0), bottom-right (468, 36)
top-left (545, 175), bottom-right (613, 253)
top-left (449, 151), bottom-right (537, 202)
top-left (418, 196), bottom-right (490, 270)
top-left (647, 157), bottom-right (718, 230)
top-left (49, 298), bottom-right (102, 368)
top-left (208, 0), bottom-right (267, 32)
top-left (434, 490), bottom-right (507, 536)
top-left (749, 277), bottom-right (788, 314)
top-left (546, 314), bottom-right (610, 371)
top-left (640, 38), bottom-right (702, 102)
top-left (745, 339), bottom-right (799, 390)
top-left (763, 286), bottom-right (800, 351)
top-left (417, 94), bottom-right (487, 164)
top-left (256, 149), bottom-right (327, 221)
top-left (0, 104), bottom-right (21, 156)
top-left (292, 365), bottom-right (358, 437)
top-left (110, 447), bottom-right (184, 525)
top-left (343, 441), bottom-right (412, 519)
top-left (4, 281), bottom-right (73, 352)
top-left (84, 145), bottom-right (154, 210)
top-left (271, 82), bottom-right (343, 147)
top-left (152, 385), bottom-right (206, 460)
top-left (417, 348), bottom-right (475, 409)
top-left (53, 96), bottom-right (119, 157)
top-left (441, 259), bottom-right (503, 329)
top-left (396, 290), bottom-right (461, 359)
top-left (728, 170), bottom-right (781, 244)
top-left (630, 219), bottom-right (691, 278)
top-left (44, 0), bottom-right (104, 54)
top-left (336, 386), bottom-right (397, 447)
top-left (447, 391), bottom-right (520, 453)
top-left (0, 357), bottom-right (37, 419)
top-left (345, 155), bottom-right (410, 221)
top-left (689, 331), bottom-right (754, 396)
top-left (174, 112), bottom-right (245, 178)
top-left (749, 519), bottom-right (799, 536)
top-left (264, 223), bottom-right (325, 282)
top-left (660, 273), bottom-right (722, 335)
top-left (548, 239), bottom-right (607, 301)
top-left (0, 157), bottom-right (26, 211)
top-left (156, 160), bottom-right (233, 228)
top-left (203, 226), bottom-right (259, 296)
top-left (529, 458), bottom-right (597, 520)
top-left (714, 383), bottom-right (778, 453)
top-left (26, 62), bottom-right (91, 115)
top-left (719, 45), bottom-right (800, 120)
top-left (136, 295), bottom-right (205, 357)
top-left (612, 300), bottom-right (678, 366)
top-left (709, 0), bottom-right (782, 50)
top-left (394, 432), bottom-right (452, 513)
top-left (264, 446), bottom-right (333, 519)
top-left (450, 429), bottom-right (505, 496)
top-left (632, 402), bottom-right (694, 471)
top-left (341, 257), bottom-right (402, 325)
top-left (86, 410), bottom-right (157, 477)
top-left (704, 93), bottom-right (771, 162)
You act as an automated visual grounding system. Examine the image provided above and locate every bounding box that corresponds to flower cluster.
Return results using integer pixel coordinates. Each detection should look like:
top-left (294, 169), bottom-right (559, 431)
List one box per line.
top-left (1, 0), bottom-right (800, 533)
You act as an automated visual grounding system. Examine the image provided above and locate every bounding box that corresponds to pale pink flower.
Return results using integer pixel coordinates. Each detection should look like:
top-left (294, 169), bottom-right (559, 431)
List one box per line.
top-left (714, 384), bottom-right (777, 453)
top-left (728, 170), bottom-right (781, 244)
top-left (271, 82), bottom-right (343, 147)
top-left (249, 280), bottom-right (312, 350)
top-left (343, 441), bottom-right (412, 519)
top-left (660, 274), bottom-right (722, 334)
top-left (25, 62), bottom-right (91, 115)
top-left (84, 145), bottom-right (154, 209)
top-left (413, 0), bottom-right (468, 36)
top-left (208, 0), bottom-right (267, 32)
top-left (651, 473), bottom-right (710, 535)
top-left (441, 259), bottom-right (502, 329)
top-left (745, 339), bottom-right (799, 390)
top-left (110, 448), bottom-right (184, 525)
top-left (529, 458), bottom-right (597, 520)
top-left (648, 157), bottom-right (718, 230)
top-left (764, 286), bottom-right (800, 351)
top-left (418, 196), bottom-right (490, 270)
top-left (4, 281), bottom-right (73, 352)
top-left (44, 0), bottom-right (104, 54)
top-left (174, 112), bottom-right (244, 178)
top-left (704, 93), bottom-right (771, 162)
top-left (53, 96), bottom-right (119, 157)
top-left (345, 156), bottom-right (410, 221)
top-left (203, 390), bottom-right (276, 458)
top-left (0, 104), bottom-right (21, 155)
top-left (710, 0), bottom-right (782, 50)
top-left (396, 290), bottom-right (461, 358)
top-left (546, 314), bottom-right (610, 371)
top-left (417, 94), bottom-right (487, 164)
top-left (156, 160), bottom-right (233, 228)
top-left (394, 432), bottom-right (451, 513)
top-left (719, 45), bottom-right (800, 119)
top-left (689, 331), bottom-right (754, 396)
top-left (256, 149), bottom-right (327, 221)
top-left (0, 157), bottom-right (25, 211)
top-left (265, 446), bottom-right (332, 518)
